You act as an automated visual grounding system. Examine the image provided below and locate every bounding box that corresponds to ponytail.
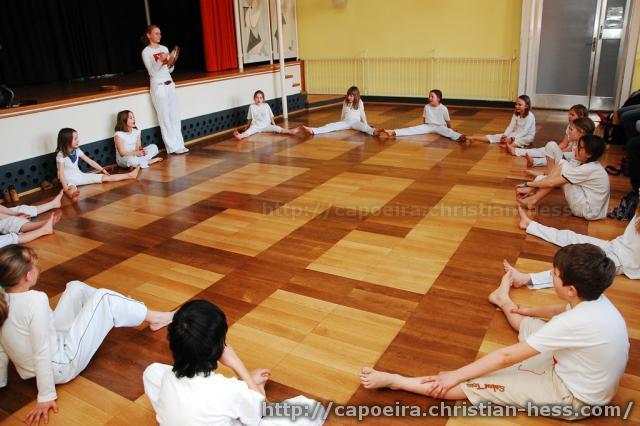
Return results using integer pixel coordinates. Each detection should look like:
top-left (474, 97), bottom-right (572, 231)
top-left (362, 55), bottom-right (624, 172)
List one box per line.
top-left (0, 245), bottom-right (38, 327)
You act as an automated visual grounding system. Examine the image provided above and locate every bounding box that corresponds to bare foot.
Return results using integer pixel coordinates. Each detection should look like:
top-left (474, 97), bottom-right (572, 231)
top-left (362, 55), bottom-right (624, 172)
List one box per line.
top-left (503, 259), bottom-right (530, 288)
top-left (506, 143), bottom-right (517, 156)
top-left (233, 129), bottom-right (243, 141)
top-left (51, 190), bottom-right (63, 208)
top-left (301, 125), bottom-right (314, 135)
top-left (498, 143), bottom-right (508, 151)
top-left (517, 205), bottom-right (533, 229)
top-left (52, 210), bottom-right (62, 226)
top-left (383, 129), bottom-right (396, 137)
top-left (149, 157), bottom-right (163, 165)
top-left (457, 134), bottom-right (468, 143)
top-left (41, 214), bottom-right (56, 236)
top-left (517, 196), bottom-right (538, 210)
top-left (488, 272), bottom-right (515, 309)
top-left (359, 367), bottom-right (399, 390)
top-left (525, 154), bottom-right (534, 168)
top-left (515, 186), bottom-right (535, 199)
top-left (64, 186), bottom-right (80, 202)
top-left (250, 369), bottom-right (271, 386)
top-left (129, 167), bottom-right (141, 179)
top-left (373, 128), bottom-right (383, 136)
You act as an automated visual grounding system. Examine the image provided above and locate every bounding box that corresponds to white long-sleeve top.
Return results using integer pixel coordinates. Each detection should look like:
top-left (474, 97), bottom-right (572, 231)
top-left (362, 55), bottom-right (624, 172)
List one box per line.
top-left (0, 291), bottom-right (58, 402)
top-left (341, 100), bottom-right (369, 125)
top-left (503, 112), bottom-right (536, 141)
top-left (610, 215), bottom-right (640, 279)
top-left (141, 45), bottom-right (174, 85)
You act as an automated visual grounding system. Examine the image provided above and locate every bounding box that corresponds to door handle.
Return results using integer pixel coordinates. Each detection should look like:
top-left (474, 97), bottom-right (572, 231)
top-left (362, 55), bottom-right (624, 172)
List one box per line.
top-left (591, 37), bottom-right (597, 52)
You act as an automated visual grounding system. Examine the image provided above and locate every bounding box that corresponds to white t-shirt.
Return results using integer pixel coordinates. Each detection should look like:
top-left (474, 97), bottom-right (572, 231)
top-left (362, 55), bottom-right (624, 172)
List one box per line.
top-left (423, 104), bottom-right (450, 127)
top-left (0, 291), bottom-right (58, 402)
top-left (247, 103), bottom-right (274, 128)
top-left (114, 129), bottom-right (140, 163)
top-left (526, 295), bottom-right (629, 405)
top-left (341, 100), bottom-right (368, 125)
top-left (142, 45), bottom-right (173, 84)
top-left (144, 363), bottom-right (265, 426)
top-left (503, 113), bottom-right (536, 140)
top-left (561, 160), bottom-right (610, 220)
top-left (56, 147), bottom-right (85, 176)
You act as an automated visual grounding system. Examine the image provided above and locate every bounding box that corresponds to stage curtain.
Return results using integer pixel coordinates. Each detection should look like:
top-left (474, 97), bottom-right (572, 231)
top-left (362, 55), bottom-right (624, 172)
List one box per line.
top-left (200, 0), bottom-right (239, 72)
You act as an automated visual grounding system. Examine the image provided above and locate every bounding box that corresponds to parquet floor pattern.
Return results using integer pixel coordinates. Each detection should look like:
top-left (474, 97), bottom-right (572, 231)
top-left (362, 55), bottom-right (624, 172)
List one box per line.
top-left (0, 104), bottom-right (637, 425)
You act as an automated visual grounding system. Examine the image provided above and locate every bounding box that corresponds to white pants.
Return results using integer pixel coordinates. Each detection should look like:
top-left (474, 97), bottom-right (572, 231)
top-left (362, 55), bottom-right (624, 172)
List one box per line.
top-left (487, 133), bottom-right (533, 147)
top-left (150, 83), bottom-right (185, 154)
top-left (395, 124), bottom-right (460, 140)
top-left (0, 234), bottom-right (18, 248)
top-left (514, 147), bottom-right (545, 158)
top-left (545, 141), bottom-right (575, 164)
top-left (241, 123), bottom-right (285, 138)
top-left (525, 221), bottom-right (622, 289)
top-left (116, 144), bottom-right (160, 169)
top-left (312, 120), bottom-right (374, 135)
top-left (0, 205), bottom-right (37, 234)
top-left (50, 281), bottom-right (147, 383)
top-left (64, 171), bottom-right (103, 187)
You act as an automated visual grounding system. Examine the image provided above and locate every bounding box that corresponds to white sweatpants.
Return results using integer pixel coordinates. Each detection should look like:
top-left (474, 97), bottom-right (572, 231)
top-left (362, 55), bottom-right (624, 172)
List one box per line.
top-left (116, 144), bottom-right (160, 169)
top-left (51, 281), bottom-right (147, 383)
top-left (514, 147), bottom-right (545, 158)
top-left (150, 83), bottom-right (185, 154)
top-left (0, 233), bottom-right (18, 249)
top-left (525, 221), bottom-right (622, 289)
top-left (545, 141), bottom-right (575, 164)
top-left (240, 124), bottom-right (285, 138)
top-left (394, 124), bottom-right (460, 140)
top-left (312, 120), bottom-right (374, 135)
top-left (487, 133), bottom-right (533, 147)
top-left (0, 205), bottom-right (37, 234)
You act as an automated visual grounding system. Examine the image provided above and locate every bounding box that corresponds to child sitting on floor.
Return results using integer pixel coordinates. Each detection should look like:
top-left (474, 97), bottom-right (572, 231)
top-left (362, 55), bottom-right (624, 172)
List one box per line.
top-left (143, 299), bottom-right (323, 426)
top-left (382, 89), bottom-right (467, 142)
top-left (515, 135), bottom-right (609, 220)
top-left (233, 90), bottom-right (296, 140)
top-left (360, 244), bottom-right (629, 420)
top-left (468, 95), bottom-right (535, 147)
top-left (0, 191), bottom-right (63, 248)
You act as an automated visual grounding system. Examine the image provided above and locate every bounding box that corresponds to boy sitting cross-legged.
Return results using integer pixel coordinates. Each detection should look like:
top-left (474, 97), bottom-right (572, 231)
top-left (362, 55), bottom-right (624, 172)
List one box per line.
top-left (360, 244), bottom-right (629, 420)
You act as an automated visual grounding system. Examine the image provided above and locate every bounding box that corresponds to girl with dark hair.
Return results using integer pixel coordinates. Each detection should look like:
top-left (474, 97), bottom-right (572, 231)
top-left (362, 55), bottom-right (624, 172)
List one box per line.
top-left (468, 94), bottom-right (535, 146)
top-left (141, 25), bottom-right (188, 155)
top-left (56, 128), bottom-right (139, 202)
top-left (0, 245), bottom-right (174, 425)
top-left (297, 86), bottom-right (380, 136)
top-left (515, 135), bottom-right (610, 219)
top-left (233, 90), bottom-right (296, 140)
top-left (114, 110), bottom-right (162, 169)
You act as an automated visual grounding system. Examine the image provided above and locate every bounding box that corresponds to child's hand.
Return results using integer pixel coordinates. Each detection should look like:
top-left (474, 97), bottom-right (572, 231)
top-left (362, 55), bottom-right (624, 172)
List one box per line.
top-left (25, 400), bottom-right (58, 426)
top-left (499, 135), bottom-right (509, 144)
top-left (511, 305), bottom-right (536, 317)
top-left (220, 344), bottom-right (241, 369)
top-left (101, 168), bottom-right (111, 176)
top-left (420, 371), bottom-right (461, 398)
top-left (136, 149), bottom-right (146, 157)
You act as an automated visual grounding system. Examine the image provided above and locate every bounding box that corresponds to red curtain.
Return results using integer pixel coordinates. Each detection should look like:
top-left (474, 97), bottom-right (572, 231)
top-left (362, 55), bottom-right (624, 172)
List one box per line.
top-left (200, 0), bottom-right (239, 72)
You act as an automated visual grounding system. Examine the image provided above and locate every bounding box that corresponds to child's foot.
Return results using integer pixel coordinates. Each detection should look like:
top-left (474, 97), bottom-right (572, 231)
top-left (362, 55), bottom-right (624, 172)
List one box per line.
top-left (51, 190), bottom-right (63, 209)
top-left (52, 210), bottom-right (62, 226)
top-left (233, 129), bottom-right (243, 140)
top-left (359, 367), bottom-right (399, 390)
top-left (525, 154), bottom-right (534, 168)
top-left (517, 196), bottom-right (538, 211)
top-left (502, 260), bottom-right (530, 288)
top-left (301, 125), bottom-right (314, 135)
top-left (488, 272), bottom-right (514, 309)
top-left (149, 157), bottom-right (163, 165)
top-left (506, 143), bottom-right (517, 156)
top-left (372, 128), bottom-right (383, 136)
top-left (383, 129), bottom-right (396, 137)
top-left (250, 369), bottom-right (271, 386)
top-left (129, 167), bottom-right (141, 179)
top-left (517, 205), bottom-right (533, 229)
top-left (64, 186), bottom-right (80, 202)
top-left (457, 134), bottom-right (468, 143)
top-left (498, 143), bottom-right (508, 151)
top-left (41, 213), bottom-right (56, 236)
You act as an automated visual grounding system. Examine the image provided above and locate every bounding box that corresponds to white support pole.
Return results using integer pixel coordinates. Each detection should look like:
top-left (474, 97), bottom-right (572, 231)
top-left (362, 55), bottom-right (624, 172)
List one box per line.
top-left (143, 0), bottom-right (151, 25)
top-left (276, 0), bottom-right (288, 120)
top-left (232, 0), bottom-right (244, 71)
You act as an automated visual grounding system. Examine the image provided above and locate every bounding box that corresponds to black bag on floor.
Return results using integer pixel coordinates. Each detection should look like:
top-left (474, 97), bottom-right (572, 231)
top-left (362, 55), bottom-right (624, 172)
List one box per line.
top-left (607, 190), bottom-right (639, 221)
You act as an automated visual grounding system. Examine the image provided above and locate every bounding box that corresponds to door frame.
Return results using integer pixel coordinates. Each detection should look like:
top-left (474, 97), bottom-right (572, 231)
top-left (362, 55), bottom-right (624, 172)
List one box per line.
top-left (518, 0), bottom-right (640, 110)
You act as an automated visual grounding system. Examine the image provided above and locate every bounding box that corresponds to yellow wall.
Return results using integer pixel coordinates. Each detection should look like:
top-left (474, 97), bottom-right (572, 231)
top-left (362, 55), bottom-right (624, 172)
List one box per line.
top-left (296, 0), bottom-right (522, 58)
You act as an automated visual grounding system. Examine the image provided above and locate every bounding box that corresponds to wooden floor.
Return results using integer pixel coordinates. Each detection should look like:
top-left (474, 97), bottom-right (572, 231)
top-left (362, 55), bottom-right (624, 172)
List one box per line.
top-left (0, 104), bottom-right (638, 425)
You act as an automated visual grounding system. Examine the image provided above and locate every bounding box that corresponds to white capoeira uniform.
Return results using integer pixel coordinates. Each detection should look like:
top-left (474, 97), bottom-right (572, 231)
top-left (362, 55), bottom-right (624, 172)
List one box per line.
top-left (142, 45), bottom-right (186, 154)
top-left (393, 103), bottom-right (461, 140)
top-left (239, 103), bottom-right (284, 138)
top-left (311, 99), bottom-right (374, 135)
top-left (114, 128), bottom-right (159, 169)
top-left (144, 363), bottom-right (325, 426)
top-left (0, 205), bottom-right (38, 249)
top-left (560, 159), bottom-right (610, 220)
top-left (514, 125), bottom-right (574, 166)
top-left (524, 215), bottom-right (640, 289)
top-left (487, 112), bottom-right (536, 147)
top-left (56, 148), bottom-right (103, 187)
top-left (0, 281), bottom-right (147, 402)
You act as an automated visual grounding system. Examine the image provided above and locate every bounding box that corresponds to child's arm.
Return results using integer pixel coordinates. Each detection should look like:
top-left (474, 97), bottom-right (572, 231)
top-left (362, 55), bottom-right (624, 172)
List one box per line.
top-left (219, 345), bottom-right (264, 396)
top-left (0, 343), bottom-right (7, 389)
top-left (80, 154), bottom-right (110, 176)
top-left (360, 102), bottom-right (370, 126)
top-left (25, 294), bottom-right (59, 426)
top-left (557, 133), bottom-right (570, 150)
top-left (241, 119), bottom-right (252, 132)
top-left (57, 161), bottom-right (72, 192)
top-left (524, 174), bottom-right (567, 189)
top-left (445, 120), bottom-right (452, 129)
top-left (512, 303), bottom-right (566, 320)
top-left (423, 341), bottom-right (539, 398)
top-left (503, 115), bottom-right (517, 138)
top-left (0, 205), bottom-right (27, 217)
top-left (114, 136), bottom-right (138, 158)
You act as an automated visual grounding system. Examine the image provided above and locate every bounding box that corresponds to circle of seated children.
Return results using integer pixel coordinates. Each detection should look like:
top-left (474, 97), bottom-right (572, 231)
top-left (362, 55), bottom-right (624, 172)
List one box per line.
top-left (1, 86), bottom-right (638, 423)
